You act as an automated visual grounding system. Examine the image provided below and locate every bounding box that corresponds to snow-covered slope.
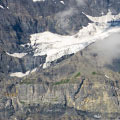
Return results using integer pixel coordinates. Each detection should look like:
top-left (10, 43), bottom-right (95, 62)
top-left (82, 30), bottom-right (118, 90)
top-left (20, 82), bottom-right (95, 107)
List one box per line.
top-left (29, 24), bottom-right (120, 68)
top-left (27, 11), bottom-right (120, 68)
top-left (83, 10), bottom-right (120, 23)
top-left (9, 10), bottom-right (120, 77)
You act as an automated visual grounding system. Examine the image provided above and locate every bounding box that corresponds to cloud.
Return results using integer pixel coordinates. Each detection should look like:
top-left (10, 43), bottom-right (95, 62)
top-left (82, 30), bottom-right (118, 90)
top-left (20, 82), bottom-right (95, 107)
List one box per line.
top-left (55, 7), bottom-right (78, 30)
top-left (55, 0), bottom-right (87, 32)
top-left (56, 7), bottom-right (76, 18)
top-left (93, 32), bottom-right (120, 68)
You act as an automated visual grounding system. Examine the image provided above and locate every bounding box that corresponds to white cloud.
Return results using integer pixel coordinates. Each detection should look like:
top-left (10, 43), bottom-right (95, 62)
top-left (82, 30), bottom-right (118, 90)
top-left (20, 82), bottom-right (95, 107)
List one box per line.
top-left (55, 8), bottom-right (77, 30)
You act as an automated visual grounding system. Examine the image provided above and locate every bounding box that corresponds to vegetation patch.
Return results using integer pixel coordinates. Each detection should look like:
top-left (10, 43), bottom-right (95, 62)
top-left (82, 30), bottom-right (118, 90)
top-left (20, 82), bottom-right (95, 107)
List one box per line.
top-left (54, 79), bottom-right (70, 85)
top-left (20, 81), bottom-right (33, 84)
top-left (74, 72), bottom-right (81, 78)
top-left (92, 72), bottom-right (97, 75)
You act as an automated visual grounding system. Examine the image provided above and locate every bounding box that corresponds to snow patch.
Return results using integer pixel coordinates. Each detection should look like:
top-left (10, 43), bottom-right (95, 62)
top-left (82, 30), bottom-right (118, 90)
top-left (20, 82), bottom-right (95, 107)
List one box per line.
top-left (10, 68), bottom-right (37, 78)
top-left (6, 52), bottom-right (27, 58)
top-left (10, 71), bottom-right (30, 78)
top-left (31, 68), bottom-right (37, 73)
top-left (105, 75), bottom-right (109, 79)
top-left (83, 10), bottom-right (120, 23)
top-left (93, 114), bottom-right (101, 119)
top-left (0, 5), bottom-right (4, 9)
top-left (60, 1), bottom-right (64, 4)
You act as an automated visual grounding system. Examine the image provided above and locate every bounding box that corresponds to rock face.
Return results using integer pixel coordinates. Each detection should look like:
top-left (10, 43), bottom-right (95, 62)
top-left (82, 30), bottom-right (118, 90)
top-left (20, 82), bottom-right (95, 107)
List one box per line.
top-left (0, 0), bottom-right (120, 119)
top-left (0, 0), bottom-right (120, 74)
top-left (1, 38), bottom-right (120, 119)
top-left (16, 38), bottom-right (120, 113)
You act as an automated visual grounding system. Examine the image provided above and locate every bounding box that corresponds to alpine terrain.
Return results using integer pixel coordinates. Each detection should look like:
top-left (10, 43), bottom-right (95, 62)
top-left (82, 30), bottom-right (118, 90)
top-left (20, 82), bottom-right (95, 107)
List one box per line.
top-left (0, 0), bottom-right (120, 119)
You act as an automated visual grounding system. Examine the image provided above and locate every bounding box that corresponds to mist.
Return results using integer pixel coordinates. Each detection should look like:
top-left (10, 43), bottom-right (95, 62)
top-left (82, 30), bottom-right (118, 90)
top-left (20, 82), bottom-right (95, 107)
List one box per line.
top-left (55, 0), bottom-right (87, 32)
top-left (93, 31), bottom-right (120, 71)
top-left (55, 7), bottom-right (77, 30)
top-left (55, 0), bottom-right (120, 71)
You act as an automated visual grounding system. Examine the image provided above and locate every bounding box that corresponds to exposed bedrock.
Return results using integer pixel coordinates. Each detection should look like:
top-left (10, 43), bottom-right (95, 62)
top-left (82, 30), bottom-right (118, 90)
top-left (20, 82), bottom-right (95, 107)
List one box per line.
top-left (0, 0), bottom-right (120, 74)
top-left (1, 40), bottom-right (120, 119)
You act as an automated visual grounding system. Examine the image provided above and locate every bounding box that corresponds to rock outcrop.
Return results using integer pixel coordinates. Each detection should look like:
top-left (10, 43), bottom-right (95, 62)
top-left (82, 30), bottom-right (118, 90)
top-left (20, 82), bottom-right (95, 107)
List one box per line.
top-left (1, 38), bottom-right (120, 119)
top-left (0, 0), bottom-right (120, 119)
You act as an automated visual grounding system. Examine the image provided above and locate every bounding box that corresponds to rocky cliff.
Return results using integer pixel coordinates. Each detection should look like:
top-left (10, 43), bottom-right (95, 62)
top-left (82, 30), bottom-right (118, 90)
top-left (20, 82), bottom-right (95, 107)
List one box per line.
top-left (0, 0), bottom-right (120, 120)
top-left (0, 0), bottom-right (120, 75)
top-left (1, 37), bottom-right (120, 119)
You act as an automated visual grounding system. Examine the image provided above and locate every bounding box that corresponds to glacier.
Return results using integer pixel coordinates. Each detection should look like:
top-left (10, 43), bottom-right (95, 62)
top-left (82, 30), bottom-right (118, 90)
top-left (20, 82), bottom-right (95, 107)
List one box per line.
top-left (10, 10), bottom-right (120, 77)
top-left (29, 11), bottom-right (120, 68)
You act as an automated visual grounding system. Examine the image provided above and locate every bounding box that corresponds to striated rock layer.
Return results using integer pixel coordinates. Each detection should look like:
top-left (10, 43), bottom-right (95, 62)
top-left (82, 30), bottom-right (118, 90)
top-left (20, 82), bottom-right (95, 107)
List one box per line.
top-left (1, 35), bottom-right (120, 119)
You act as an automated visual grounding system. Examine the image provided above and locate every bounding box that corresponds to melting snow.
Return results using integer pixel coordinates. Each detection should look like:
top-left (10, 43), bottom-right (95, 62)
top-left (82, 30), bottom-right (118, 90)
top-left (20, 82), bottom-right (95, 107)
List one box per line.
top-left (93, 114), bottom-right (101, 119)
top-left (83, 10), bottom-right (120, 23)
top-left (6, 52), bottom-right (27, 58)
top-left (31, 68), bottom-right (37, 73)
top-left (29, 21), bottom-right (120, 68)
top-left (10, 68), bottom-right (37, 78)
top-left (105, 75), bottom-right (109, 79)
top-left (10, 71), bottom-right (30, 78)
top-left (0, 5), bottom-right (4, 9)
top-left (60, 1), bottom-right (64, 4)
